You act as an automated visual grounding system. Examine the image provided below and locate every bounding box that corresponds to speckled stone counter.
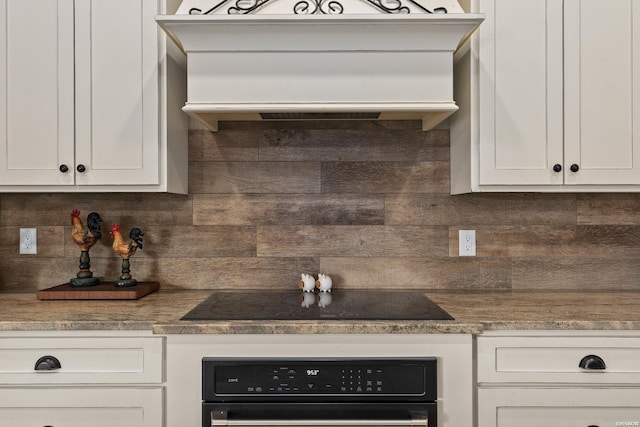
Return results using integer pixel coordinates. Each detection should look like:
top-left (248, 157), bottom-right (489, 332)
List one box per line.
top-left (1, 289), bottom-right (640, 334)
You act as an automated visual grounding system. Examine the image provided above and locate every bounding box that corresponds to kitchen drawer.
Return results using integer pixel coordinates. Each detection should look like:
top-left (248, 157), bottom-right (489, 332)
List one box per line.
top-left (0, 387), bottom-right (163, 427)
top-left (477, 335), bottom-right (640, 384)
top-left (478, 387), bottom-right (640, 427)
top-left (0, 336), bottom-right (163, 384)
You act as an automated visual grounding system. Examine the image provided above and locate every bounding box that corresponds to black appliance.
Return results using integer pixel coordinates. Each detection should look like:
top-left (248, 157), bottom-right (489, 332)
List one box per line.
top-left (182, 290), bottom-right (453, 321)
top-left (202, 358), bottom-right (438, 427)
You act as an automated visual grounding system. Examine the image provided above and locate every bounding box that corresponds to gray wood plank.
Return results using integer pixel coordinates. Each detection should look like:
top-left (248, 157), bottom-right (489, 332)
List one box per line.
top-left (193, 194), bottom-right (384, 225)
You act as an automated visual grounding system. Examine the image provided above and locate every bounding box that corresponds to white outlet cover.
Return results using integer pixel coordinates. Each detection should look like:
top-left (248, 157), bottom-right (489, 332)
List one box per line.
top-left (19, 228), bottom-right (37, 255)
top-left (458, 229), bottom-right (476, 257)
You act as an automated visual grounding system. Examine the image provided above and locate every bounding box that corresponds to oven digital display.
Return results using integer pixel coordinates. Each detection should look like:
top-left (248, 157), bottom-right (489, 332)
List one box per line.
top-left (206, 359), bottom-right (435, 399)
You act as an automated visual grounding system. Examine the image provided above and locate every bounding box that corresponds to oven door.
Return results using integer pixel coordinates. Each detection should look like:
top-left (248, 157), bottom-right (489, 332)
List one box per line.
top-left (203, 403), bottom-right (435, 427)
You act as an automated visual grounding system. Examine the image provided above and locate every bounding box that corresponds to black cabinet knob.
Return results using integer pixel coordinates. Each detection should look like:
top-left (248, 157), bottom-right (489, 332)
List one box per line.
top-left (579, 354), bottom-right (606, 370)
top-left (553, 164), bottom-right (562, 172)
top-left (59, 164), bottom-right (69, 173)
top-left (34, 355), bottom-right (62, 371)
top-left (76, 164), bottom-right (86, 173)
top-left (570, 164), bottom-right (580, 172)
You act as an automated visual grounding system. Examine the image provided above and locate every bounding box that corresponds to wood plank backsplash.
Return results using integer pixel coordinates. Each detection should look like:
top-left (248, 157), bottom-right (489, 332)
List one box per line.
top-left (1, 120), bottom-right (640, 292)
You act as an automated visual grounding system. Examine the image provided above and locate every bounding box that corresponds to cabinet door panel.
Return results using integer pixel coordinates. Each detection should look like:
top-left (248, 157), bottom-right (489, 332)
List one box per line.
top-left (564, 0), bottom-right (640, 184)
top-left (0, 387), bottom-right (162, 427)
top-left (75, 0), bottom-right (159, 186)
top-left (0, 0), bottom-right (74, 185)
top-left (478, 388), bottom-right (640, 427)
top-left (478, 0), bottom-right (564, 185)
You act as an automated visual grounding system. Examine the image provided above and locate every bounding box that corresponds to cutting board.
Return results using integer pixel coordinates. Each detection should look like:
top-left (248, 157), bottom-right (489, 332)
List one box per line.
top-left (37, 282), bottom-right (159, 300)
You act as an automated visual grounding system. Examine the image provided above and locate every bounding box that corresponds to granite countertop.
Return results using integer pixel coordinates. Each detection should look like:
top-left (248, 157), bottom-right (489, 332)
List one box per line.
top-left (0, 289), bottom-right (639, 334)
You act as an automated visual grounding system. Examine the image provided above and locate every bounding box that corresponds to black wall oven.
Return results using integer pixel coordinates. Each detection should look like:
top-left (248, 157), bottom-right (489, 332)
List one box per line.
top-left (202, 358), bottom-right (438, 427)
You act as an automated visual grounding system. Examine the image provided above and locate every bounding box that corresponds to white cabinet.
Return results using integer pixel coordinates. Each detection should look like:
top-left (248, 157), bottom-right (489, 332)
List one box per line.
top-left (479, 388), bottom-right (640, 427)
top-left (0, 388), bottom-right (163, 427)
top-left (476, 332), bottom-right (640, 427)
top-left (563, 0), bottom-right (640, 186)
top-left (0, 332), bottom-right (164, 427)
top-left (0, 0), bottom-right (188, 193)
top-left (0, 335), bottom-right (163, 383)
top-left (451, 0), bottom-right (640, 193)
top-left (0, 0), bottom-right (74, 187)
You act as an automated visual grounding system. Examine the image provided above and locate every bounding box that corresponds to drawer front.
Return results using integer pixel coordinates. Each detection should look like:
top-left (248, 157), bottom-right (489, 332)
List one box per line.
top-left (478, 387), bottom-right (640, 427)
top-left (0, 336), bottom-right (163, 384)
top-left (477, 336), bottom-right (640, 384)
top-left (0, 387), bottom-right (162, 427)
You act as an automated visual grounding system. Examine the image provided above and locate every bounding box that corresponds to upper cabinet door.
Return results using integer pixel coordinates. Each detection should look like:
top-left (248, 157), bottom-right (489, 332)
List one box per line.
top-left (564, 0), bottom-right (640, 185)
top-left (74, 0), bottom-right (159, 186)
top-left (0, 0), bottom-right (75, 185)
top-left (478, 0), bottom-right (564, 186)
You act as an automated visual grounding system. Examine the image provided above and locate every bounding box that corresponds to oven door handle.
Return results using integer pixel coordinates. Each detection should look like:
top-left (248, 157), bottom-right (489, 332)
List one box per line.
top-left (212, 414), bottom-right (428, 427)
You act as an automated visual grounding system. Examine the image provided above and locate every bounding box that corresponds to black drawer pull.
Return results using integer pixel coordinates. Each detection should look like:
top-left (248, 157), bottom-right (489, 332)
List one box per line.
top-left (579, 354), bottom-right (606, 370)
top-left (34, 355), bottom-right (61, 371)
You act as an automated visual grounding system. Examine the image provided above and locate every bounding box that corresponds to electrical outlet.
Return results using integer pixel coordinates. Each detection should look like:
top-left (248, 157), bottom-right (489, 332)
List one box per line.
top-left (458, 229), bottom-right (476, 257)
top-left (19, 228), bottom-right (37, 255)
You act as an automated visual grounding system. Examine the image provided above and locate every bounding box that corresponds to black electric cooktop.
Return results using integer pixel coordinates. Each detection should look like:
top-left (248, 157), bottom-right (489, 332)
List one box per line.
top-left (181, 290), bottom-right (454, 321)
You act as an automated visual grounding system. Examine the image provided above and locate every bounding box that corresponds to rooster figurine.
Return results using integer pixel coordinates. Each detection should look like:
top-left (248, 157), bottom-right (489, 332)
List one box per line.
top-left (71, 210), bottom-right (102, 251)
top-left (69, 210), bottom-right (102, 287)
top-left (110, 224), bottom-right (144, 287)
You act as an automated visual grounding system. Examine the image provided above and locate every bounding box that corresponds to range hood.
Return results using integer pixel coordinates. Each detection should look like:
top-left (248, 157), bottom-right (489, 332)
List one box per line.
top-left (157, 1), bottom-right (483, 131)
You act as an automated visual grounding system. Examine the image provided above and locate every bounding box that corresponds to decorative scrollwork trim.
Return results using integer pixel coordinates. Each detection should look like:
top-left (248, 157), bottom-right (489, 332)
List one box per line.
top-left (188, 0), bottom-right (449, 15)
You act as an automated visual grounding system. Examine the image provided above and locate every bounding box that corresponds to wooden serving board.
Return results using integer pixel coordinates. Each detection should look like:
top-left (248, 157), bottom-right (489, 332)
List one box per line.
top-left (37, 282), bottom-right (159, 300)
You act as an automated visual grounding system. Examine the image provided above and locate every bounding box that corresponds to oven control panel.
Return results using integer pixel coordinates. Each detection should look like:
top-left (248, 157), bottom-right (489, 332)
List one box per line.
top-left (202, 358), bottom-right (437, 401)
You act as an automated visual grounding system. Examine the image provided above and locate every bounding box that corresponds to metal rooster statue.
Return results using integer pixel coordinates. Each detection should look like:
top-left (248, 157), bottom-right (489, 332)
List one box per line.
top-left (110, 224), bottom-right (144, 287)
top-left (69, 210), bottom-right (103, 287)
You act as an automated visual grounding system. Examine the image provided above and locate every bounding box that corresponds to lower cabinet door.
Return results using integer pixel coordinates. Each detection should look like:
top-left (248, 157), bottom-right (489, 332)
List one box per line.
top-left (478, 387), bottom-right (640, 427)
top-left (0, 387), bottom-right (163, 427)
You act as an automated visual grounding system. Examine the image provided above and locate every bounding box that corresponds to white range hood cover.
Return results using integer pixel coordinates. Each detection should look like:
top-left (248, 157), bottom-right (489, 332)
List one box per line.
top-left (157, 0), bottom-right (483, 131)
